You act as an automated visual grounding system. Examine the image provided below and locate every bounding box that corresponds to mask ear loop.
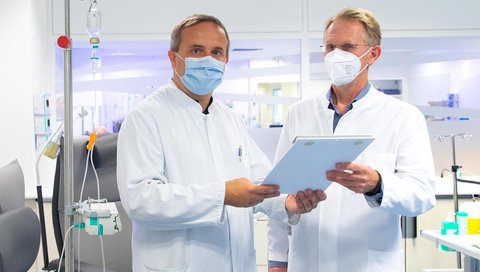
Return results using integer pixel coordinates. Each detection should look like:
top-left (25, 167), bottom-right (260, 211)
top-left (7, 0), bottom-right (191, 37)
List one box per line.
top-left (356, 46), bottom-right (373, 76)
top-left (173, 52), bottom-right (185, 78)
top-left (358, 46), bottom-right (373, 59)
top-left (174, 52), bottom-right (185, 61)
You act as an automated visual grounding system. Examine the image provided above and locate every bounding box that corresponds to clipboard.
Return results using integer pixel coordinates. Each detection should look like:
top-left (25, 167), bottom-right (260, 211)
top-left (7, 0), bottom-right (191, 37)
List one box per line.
top-left (261, 135), bottom-right (375, 194)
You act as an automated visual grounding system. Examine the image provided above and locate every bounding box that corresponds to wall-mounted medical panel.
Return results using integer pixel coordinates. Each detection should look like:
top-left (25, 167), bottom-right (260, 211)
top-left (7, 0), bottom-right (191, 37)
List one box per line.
top-left (307, 0), bottom-right (480, 35)
top-left (52, 0), bottom-right (303, 36)
top-left (33, 93), bottom-right (52, 149)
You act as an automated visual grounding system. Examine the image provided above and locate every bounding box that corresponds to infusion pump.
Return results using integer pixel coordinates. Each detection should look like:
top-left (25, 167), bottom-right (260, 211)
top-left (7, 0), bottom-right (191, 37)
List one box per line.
top-left (77, 198), bottom-right (122, 236)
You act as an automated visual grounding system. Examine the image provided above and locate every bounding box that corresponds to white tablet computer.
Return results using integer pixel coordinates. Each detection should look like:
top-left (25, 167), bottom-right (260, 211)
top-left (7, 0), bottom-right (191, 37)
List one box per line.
top-left (262, 135), bottom-right (375, 194)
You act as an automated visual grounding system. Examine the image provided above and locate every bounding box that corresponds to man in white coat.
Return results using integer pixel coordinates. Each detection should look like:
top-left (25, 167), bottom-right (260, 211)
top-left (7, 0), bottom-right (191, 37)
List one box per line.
top-left (267, 7), bottom-right (436, 272)
top-left (117, 14), bottom-right (326, 272)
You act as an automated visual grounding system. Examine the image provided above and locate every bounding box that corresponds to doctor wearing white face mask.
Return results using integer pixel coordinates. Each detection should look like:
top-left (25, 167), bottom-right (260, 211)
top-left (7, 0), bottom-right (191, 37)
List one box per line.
top-left (267, 7), bottom-right (436, 272)
top-left (117, 14), bottom-right (326, 272)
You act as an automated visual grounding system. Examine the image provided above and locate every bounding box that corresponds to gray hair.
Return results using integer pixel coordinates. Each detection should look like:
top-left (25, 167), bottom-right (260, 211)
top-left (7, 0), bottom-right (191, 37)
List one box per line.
top-left (170, 14), bottom-right (230, 56)
top-left (324, 7), bottom-right (381, 46)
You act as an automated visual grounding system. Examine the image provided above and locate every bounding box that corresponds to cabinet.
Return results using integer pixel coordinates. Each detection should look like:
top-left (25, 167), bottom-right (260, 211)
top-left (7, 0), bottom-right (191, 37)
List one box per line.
top-left (255, 216), bottom-right (269, 272)
top-left (52, 0), bottom-right (303, 35)
top-left (307, 0), bottom-right (480, 34)
top-left (371, 79), bottom-right (403, 100)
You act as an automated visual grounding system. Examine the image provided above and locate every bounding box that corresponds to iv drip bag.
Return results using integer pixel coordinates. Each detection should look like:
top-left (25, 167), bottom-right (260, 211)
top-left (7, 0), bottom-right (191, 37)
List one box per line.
top-left (87, 1), bottom-right (102, 44)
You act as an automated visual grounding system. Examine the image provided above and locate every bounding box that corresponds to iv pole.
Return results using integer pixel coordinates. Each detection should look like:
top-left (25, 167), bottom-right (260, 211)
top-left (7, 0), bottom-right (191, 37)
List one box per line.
top-left (434, 133), bottom-right (473, 270)
top-left (58, 1), bottom-right (101, 270)
top-left (61, 0), bottom-right (75, 271)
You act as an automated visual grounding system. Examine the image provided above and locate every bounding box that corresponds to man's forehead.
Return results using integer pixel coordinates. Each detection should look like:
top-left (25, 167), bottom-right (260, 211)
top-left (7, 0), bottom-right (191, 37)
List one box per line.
top-left (179, 24), bottom-right (227, 50)
top-left (181, 22), bottom-right (224, 37)
top-left (325, 19), bottom-right (365, 41)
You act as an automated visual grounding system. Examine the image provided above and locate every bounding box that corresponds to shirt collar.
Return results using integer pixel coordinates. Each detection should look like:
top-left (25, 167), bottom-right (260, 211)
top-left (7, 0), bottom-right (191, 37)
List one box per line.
top-left (197, 97), bottom-right (213, 115)
top-left (326, 82), bottom-right (371, 104)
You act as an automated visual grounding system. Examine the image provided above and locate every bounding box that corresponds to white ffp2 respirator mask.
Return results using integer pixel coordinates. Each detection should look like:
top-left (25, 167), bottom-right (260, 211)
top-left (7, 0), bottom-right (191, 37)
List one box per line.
top-left (324, 48), bottom-right (371, 86)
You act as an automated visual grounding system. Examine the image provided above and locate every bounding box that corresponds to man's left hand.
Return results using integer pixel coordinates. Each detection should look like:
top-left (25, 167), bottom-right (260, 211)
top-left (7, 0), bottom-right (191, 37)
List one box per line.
top-left (326, 162), bottom-right (380, 193)
top-left (285, 189), bottom-right (326, 214)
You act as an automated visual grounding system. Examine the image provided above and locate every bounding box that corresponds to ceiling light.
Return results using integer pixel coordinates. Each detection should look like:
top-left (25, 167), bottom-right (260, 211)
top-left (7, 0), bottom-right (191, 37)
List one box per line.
top-left (250, 57), bottom-right (284, 68)
top-left (232, 48), bottom-right (263, 52)
top-left (109, 52), bottom-right (136, 56)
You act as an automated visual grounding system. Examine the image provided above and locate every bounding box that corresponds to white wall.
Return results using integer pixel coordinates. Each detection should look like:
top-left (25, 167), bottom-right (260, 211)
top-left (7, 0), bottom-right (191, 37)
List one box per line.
top-left (450, 59), bottom-right (480, 109)
top-left (0, 0), bottom-right (55, 198)
top-left (407, 59), bottom-right (480, 108)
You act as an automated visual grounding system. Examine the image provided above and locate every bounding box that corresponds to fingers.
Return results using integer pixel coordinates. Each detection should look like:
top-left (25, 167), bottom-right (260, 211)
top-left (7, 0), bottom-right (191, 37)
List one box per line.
top-left (225, 178), bottom-right (280, 207)
top-left (326, 168), bottom-right (355, 182)
top-left (269, 267), bottom-right (288, 272)
top-left (314, 189), bottom-right (327, 201)
top-left (295, 189), bottom-right (324, 213)
top-left (326, 163), bottom-right (359, 189)
top-left (326, 163), bottom-right (379, 193)
top-left (256, 184), bottom-right (280, 194)
top-left (254, 184), bottom-right (281, 199)
top-left (327, 162), bottom-right (356, 179)
top-left (296, 192), bottom-right (312, 212)
top-left (248, 183), bottom-right (281, 204)
top-left (284, 189), bottom-right (327, 214)
top-left (336, 162), bottom-right (354, 171)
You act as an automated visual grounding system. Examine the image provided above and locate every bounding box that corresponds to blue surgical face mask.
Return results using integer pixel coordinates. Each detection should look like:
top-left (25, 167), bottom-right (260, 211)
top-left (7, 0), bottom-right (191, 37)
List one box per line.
top-left (174, 53), bottom-right (225, 95)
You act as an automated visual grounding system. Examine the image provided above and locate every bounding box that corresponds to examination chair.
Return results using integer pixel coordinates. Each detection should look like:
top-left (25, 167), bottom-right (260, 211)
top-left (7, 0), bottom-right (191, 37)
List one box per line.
top-left (50, 134), bottom-right (131, 272)
top-left (0, 160), bottom-right (41, 272)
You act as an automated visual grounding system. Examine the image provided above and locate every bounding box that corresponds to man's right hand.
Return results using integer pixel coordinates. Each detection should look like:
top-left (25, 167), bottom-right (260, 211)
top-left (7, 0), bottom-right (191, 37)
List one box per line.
top-left (225, 177), bottom-right (280, 207)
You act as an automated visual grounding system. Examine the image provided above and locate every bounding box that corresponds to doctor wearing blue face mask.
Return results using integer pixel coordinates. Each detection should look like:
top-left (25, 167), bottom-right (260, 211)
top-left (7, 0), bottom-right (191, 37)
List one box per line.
top-left (173, 53), bottom-right (225, 96)
top-left (117, 14), bottom-right (326, 272)
top-left (268, 7), bottom-right (436, 272)
top-left (169, 25), bottom-right (228, 110)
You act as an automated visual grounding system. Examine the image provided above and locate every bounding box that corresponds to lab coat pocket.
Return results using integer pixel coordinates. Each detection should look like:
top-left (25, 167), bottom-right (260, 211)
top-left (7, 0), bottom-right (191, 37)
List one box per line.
top-left (237, 156), bottom-right (250, 178)
top-left (232, 145), bottom-right (250, 179)
top-left (367, 249), bottom-right (402, 272)
top-left (143, 264), bottom-right (189, 272)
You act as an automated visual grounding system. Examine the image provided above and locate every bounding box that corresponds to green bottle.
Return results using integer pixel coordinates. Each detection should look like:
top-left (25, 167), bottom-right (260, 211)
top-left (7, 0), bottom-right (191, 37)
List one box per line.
top-left (440, 212), bottom-right (458, 252)
top-left (456, 211), bottom-right (468, 235)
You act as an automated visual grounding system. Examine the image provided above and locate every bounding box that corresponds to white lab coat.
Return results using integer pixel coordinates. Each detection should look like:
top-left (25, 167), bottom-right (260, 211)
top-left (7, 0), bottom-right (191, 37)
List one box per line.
top-left (117, 82), bottom-right (290, 272)
top-left (267, 85), bottom-right (436, 272)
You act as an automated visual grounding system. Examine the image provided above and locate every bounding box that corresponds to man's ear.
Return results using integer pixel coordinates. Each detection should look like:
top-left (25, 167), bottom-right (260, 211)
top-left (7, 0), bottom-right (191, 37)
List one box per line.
top-left (368, 46), bottom-right (382, 65)
top-left (168, 50), bottom-right (177, 69)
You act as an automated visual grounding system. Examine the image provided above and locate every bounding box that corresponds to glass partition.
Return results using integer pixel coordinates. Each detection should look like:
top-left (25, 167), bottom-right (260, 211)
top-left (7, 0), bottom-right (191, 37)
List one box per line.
top-left (56, 39), bottom-right (302, 132)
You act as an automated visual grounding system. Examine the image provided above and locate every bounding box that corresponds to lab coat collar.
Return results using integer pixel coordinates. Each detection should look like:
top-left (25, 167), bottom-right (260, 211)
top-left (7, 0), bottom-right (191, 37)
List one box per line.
top-left (166, 81), bottom-right (218, 116)
top-left (351, 83), bottom-right (383, 108)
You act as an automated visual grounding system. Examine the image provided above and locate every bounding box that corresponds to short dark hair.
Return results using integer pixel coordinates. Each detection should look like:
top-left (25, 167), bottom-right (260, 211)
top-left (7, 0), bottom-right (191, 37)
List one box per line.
top-left (170, 14), bottom-right (230, 57)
